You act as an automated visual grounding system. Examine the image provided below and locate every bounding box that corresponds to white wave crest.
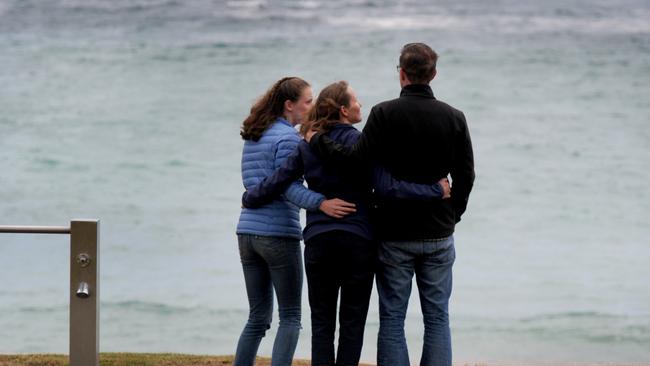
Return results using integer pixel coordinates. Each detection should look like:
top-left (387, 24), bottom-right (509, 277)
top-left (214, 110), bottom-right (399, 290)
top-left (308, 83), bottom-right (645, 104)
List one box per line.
top-left (325, 13), bottom-right (650, 34)
top-left (326, 14), bottom-right (473, 31)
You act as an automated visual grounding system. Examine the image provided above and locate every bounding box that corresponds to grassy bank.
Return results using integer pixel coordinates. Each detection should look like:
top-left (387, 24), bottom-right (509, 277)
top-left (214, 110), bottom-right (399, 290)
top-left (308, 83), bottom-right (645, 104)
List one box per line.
top-left (0, 354), bottom-right (371, 366)
top-left (1, 355), bottom-right (648, 366)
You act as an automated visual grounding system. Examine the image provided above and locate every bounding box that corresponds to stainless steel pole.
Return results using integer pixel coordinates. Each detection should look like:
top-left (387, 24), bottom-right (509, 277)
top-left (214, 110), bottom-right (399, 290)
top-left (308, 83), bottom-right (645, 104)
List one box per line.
top-left (69, 220), bottom-right (100, 366)
top-left (0, 226), bottom-right (70, 234)
top-left (0, 221), bottom-right (100, 365)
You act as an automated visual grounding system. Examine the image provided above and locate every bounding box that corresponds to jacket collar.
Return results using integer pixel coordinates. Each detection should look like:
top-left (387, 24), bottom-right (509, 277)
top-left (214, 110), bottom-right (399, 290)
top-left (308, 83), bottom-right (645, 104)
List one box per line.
top-left (400, 84), bottom-right (436, 99)
top-left (330, 121), bottom-right (355, 130)
top-left (276, 117), bottom-right (293, 127)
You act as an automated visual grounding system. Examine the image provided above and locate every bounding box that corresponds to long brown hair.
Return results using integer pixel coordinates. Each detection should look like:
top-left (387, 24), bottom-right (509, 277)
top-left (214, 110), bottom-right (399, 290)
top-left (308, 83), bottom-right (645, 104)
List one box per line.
top-left (299, 81), bottom-right (351, 136)
top-left (241, 77), bottom-right (310, 141)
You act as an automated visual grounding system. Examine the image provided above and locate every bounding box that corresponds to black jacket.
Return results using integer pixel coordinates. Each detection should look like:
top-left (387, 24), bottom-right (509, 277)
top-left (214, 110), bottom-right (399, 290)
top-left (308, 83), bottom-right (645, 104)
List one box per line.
top-left (310, 84), bottom-right (475, 240)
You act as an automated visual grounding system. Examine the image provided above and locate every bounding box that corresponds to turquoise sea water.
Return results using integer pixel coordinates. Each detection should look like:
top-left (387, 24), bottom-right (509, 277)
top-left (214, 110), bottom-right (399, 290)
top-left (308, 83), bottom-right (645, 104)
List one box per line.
top-left (1, 0), bottom-right (649, 363)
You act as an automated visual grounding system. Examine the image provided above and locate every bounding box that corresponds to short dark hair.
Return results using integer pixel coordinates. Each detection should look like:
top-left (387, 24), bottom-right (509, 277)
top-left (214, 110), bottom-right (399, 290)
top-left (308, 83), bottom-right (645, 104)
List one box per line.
top-left (399, 43), bottom-right (438, 84)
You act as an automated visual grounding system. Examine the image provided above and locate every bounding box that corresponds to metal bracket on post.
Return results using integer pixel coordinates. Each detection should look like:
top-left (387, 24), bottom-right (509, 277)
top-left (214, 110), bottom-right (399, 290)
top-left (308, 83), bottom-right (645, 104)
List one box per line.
top-left (70, 219), bottom-right (100, 366)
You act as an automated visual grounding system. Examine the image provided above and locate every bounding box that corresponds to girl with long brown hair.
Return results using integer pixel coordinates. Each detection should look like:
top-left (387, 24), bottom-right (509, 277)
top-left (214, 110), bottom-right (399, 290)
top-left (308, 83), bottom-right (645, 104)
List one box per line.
top-left (235, 77), bottom-right (356, 366)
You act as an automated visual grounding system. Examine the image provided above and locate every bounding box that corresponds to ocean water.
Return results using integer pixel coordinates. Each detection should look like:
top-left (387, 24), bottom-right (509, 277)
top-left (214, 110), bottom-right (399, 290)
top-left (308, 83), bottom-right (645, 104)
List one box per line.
top-left (1, 0), bottom-right (649, 363)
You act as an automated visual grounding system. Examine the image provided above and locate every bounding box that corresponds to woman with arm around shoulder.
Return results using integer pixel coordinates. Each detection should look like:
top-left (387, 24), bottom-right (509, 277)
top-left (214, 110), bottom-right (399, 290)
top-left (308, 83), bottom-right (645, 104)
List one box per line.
top-left (234, 77), bottom-right (311, 366)
top-left (235, 77), bottom-right (354, 366)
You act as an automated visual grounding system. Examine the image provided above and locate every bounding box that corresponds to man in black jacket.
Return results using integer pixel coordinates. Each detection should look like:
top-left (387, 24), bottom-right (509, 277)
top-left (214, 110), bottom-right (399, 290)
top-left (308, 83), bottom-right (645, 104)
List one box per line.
top-left (308, 43), bottom-right (475, 366)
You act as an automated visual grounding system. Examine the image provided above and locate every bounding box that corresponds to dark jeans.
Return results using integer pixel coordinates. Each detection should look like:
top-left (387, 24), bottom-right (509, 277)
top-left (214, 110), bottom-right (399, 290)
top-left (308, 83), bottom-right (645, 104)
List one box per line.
top-left (304, 230), bottom-right (376, 366)
top-left (234, 234), bottom-right (303, 366)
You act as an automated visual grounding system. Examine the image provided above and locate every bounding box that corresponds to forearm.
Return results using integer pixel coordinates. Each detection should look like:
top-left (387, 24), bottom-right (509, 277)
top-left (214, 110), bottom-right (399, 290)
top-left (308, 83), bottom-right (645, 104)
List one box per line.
top-left (451, 111), bottom-right (475, 222)
top-left (242, 176), bottom-right (294, 208)
top-left (450, 150), bottom-right (475, 221)
top-left (243, 146), bottom-right (305, 208)
top-left (310, 133), bottom-right (365, 167)
top-left (451, 179), bottom-right (473, 221)
top-left (283, 181), bottom-right (326, 211)
top-left (309, 109), bottom-right (379, 166)
top-left (373, 166), bottom-right (444, 200)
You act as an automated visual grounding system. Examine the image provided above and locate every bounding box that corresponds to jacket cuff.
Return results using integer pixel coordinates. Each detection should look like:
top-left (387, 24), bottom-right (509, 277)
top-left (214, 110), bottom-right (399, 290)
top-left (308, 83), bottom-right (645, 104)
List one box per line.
top-left (308, 195), bottom-right (326, 212)
top-left (434, 182), bottom-right (443, 199)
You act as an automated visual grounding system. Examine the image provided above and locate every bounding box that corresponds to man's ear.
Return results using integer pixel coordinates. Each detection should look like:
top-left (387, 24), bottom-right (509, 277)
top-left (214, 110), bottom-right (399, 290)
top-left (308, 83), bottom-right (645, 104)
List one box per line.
top-left (399, 68), bottom-right (407, 83)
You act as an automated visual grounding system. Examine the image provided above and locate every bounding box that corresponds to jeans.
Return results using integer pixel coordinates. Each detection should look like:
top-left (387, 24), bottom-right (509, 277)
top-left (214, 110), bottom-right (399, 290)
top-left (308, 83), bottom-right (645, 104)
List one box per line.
top-left (234, 234), bottom-right (303, 366)
top-left (304, 231), bottom-right (376, 366)
top-left (376, 235), bottom-right (455, 366)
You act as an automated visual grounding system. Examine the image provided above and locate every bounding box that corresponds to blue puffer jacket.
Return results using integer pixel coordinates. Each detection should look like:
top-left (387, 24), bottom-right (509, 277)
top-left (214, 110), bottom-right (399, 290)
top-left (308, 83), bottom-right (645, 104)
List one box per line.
top-left (236, 118), bottom-right (325, 239)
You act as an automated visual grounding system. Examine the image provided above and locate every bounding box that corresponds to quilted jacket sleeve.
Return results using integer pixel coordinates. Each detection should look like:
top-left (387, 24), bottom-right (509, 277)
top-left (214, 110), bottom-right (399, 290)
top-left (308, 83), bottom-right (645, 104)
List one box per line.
top-left (274, 135), bottom-right (325, 211)
top-left (242, 148), bottom-right (305, 208)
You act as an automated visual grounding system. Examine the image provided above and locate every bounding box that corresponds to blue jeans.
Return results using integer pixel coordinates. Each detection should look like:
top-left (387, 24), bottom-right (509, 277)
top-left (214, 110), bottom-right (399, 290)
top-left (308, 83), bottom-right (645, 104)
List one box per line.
top-left (376, 236), bottom-right (455, 366)
top-left (234, 234), bottom-right (303, 366)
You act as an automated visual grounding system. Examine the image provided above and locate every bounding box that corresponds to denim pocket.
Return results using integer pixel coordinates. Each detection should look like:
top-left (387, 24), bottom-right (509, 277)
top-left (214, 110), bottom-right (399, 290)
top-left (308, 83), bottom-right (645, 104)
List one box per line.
top-left (237, 234), bottom-right (253, 259)
top-left (379, 241), bottom-right (412, 266)
top-left (430, 236), bottom-right (455, 264)
top-left (251, 235), bottom-right (282, 257)
top-left (255, 236), bottom-right (301, 266)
